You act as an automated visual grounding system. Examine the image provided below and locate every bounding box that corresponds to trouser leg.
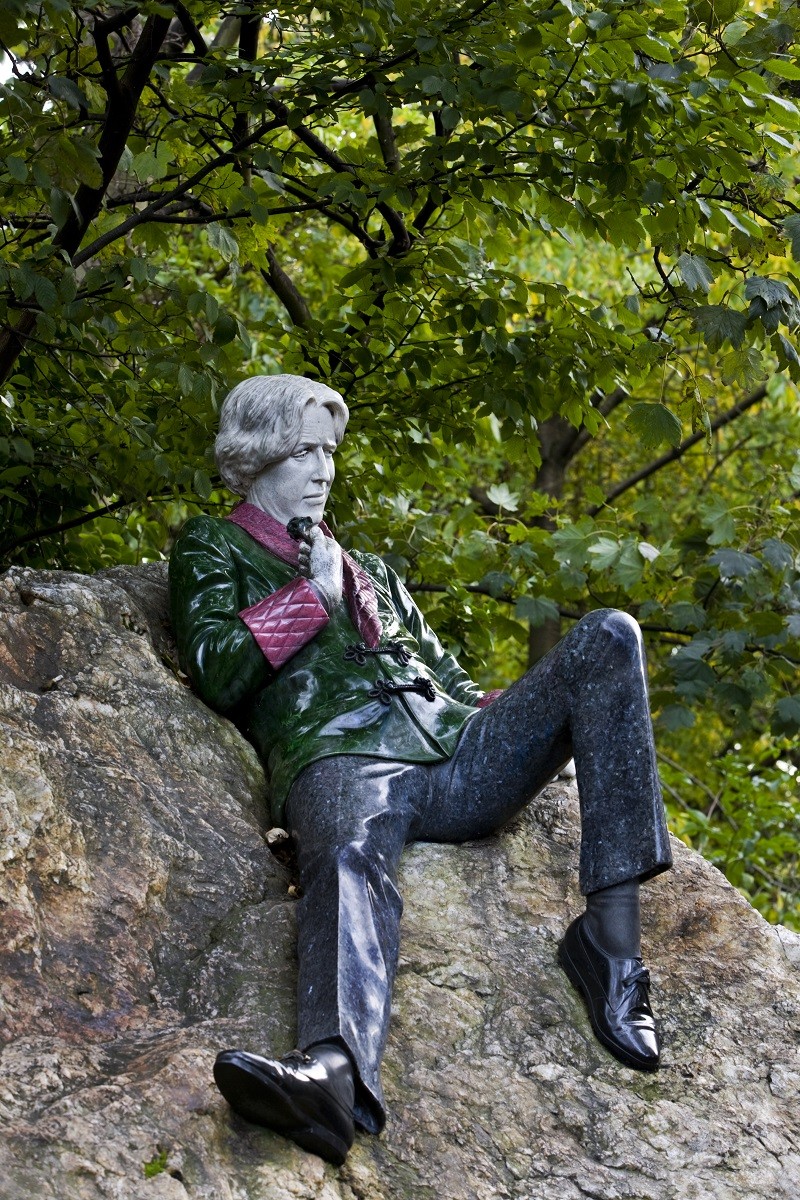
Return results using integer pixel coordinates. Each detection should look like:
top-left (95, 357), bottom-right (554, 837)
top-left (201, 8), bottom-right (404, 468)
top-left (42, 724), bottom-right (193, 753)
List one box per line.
top-left (416, 609), bottom-right (672, 894)
top-left (285, 757), bottom-right (421, 1134)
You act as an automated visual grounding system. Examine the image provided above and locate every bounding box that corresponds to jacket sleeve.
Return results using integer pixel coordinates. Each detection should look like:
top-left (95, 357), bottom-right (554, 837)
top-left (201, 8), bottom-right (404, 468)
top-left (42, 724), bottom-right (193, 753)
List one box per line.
top-left (169, 516), bottom-right (274, 712)
top-left (383, 562), bottom-right (485, 708)
top-left (169, 516), bottom-right (328, 712)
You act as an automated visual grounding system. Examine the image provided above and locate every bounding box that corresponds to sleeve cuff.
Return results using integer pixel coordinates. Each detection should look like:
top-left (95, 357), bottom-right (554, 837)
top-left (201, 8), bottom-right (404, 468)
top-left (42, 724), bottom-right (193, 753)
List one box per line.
top-left (239, 577), bottom-right (329, 669)
top-left (476, 688), bottom-right (504, 708)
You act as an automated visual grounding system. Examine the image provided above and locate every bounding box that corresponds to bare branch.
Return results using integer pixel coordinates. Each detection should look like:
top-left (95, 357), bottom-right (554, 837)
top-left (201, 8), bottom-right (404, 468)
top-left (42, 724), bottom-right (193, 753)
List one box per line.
top-left (590, 384), bottom-right (769, 515)
top-left (231, 8), bottom-right (262, 185)
top-left (71, 116), bottom-right (283, 265)
top-left (373, 111), bottom-right (401, 172)
top-left (270, 101), bottom-right (413, 253)
top-left (262, 246), bottom-right (312, 327)
top-left (93, 6), bottom-right (140, 38)
top-left (0, 497), bottom-right (130, 558)
top-left (171, 2), bottom-right (208, 56)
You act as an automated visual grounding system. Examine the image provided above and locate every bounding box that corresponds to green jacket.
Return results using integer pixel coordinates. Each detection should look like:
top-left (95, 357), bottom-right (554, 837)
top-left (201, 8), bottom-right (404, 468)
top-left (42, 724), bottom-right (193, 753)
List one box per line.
top-left (169, 515), bottom-right (482, 823)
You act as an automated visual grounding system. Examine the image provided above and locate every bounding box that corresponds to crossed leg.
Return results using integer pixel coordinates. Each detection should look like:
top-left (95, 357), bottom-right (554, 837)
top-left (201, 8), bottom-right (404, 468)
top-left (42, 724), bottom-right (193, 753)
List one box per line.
top-left (288, 609), bottom-right (672, 1131)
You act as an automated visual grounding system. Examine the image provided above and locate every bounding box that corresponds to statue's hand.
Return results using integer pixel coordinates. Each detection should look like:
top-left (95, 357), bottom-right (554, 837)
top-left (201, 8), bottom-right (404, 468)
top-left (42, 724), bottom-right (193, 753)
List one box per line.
top-left (298, 527), bottom-right (343, 610)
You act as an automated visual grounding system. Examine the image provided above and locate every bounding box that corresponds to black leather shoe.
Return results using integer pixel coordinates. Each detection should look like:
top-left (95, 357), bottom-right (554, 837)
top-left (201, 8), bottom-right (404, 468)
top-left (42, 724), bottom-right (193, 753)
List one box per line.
top-left (213, 1047), bottom-right (355, 1165)
top-left (558, 914), bottom-right (661, 1070)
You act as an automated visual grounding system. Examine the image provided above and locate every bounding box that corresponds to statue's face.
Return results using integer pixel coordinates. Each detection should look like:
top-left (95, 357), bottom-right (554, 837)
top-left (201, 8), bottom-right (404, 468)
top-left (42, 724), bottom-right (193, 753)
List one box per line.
top-left (247, 405), bottom-right (337, 526)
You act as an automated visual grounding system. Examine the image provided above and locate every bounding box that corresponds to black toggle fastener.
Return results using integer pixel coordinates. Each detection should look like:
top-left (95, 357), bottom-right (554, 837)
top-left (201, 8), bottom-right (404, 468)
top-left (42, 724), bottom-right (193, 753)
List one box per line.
top-left (344, 641), bottom-right (411, 667)
top-left (368, 677), bottom-right (436, 705)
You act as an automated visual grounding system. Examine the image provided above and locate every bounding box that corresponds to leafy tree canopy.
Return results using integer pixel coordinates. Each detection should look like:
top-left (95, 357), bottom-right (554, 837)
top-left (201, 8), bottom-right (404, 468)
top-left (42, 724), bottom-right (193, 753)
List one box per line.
top-left (0, 0), bottom-right (798, 922)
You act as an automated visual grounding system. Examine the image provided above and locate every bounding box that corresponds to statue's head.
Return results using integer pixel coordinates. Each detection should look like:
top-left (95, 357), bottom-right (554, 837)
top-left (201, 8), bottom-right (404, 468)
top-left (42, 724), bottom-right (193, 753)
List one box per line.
top-left (215, 374), bottom-right (348, 525)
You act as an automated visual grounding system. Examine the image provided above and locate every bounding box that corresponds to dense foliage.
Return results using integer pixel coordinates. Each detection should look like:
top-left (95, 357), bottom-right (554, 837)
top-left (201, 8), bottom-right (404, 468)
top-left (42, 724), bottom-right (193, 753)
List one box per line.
top-left (1, 1), bottom-right (798, 923)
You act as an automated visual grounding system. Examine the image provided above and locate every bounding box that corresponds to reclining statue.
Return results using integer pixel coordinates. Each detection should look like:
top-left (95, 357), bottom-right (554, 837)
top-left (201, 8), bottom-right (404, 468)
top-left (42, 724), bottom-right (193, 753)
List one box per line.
top-left (169, 373), bottom-right (673, 1165)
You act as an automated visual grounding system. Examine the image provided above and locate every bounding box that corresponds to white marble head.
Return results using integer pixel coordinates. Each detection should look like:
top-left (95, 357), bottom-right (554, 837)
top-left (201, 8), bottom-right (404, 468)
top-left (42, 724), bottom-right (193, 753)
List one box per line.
top-left (215, 374), bottom-right (348, 506)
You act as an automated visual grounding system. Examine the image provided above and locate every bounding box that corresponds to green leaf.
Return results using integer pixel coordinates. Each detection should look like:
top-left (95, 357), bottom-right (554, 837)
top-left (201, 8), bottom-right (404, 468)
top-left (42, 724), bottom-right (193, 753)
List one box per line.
top-left (514, 595), bottom-right (559, 626)
top-left (777, 333), bottom-right (799, 368)
top-left (762, 538), bottom-right (793, 572)
top-left (130, 143), bottom-right (172, 182)
top-left (178, 364), bottom-right (194, 397)
top-left (212, 311), bottom-right (238, 344)
top-left (49, 76), bottom-right (87, 110)
top-left (783, 215), bottom-right (800, 260)
top-left (702, 497), bottom-right (736, 545)
top-left (11, 438), bottom-right (34, 464)
top-left (193, 469), bottom-right (213, 500)
top-left (744, 276), bottom-right (793, 310)
top-left (0, 11), bottom-right (22, 44)
top-left (625, 402), bottom-right (682, 450)
top-left (5, 156), bottom-right (27, 182)
top-left (206, 223), bottom-right (239, 262)
top-left (720, 347), bottom-right (765, 389)
top-left (586, 11), bottom-right (614, 31)
top-left (485, 482), bottom-right (519, 511)
top-left (587, 536), bottom-right (621, 570)
top-left (657, 704), bottom-right (696, 731)
top-left (773, 696), bottom-right (800, 733)
top-left (765, 58), bottom-right (800, 81)
top-left (708, 549), bottom-right (762, 579)
top-left (259, 170), bottom-right (286, 193)
top-left (34, 276), bottom-right (57, 313)
top-left (693, 305), bottom-right (748, 351)
top-left (677, 253), bottom-right (714, 294)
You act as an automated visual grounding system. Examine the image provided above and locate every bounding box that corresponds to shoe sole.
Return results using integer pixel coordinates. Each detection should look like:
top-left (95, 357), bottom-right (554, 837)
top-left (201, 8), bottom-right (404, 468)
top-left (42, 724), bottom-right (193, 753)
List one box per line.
top-left (558, 940), bottom-right (660, 1072)
top-left (213, 1057), bottom-right (351, 1165)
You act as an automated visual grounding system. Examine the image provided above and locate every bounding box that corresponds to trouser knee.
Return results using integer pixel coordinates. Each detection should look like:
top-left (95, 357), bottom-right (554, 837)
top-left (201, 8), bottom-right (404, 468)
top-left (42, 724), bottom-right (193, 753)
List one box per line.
top-left (572, 608), bottom-right (643, 668)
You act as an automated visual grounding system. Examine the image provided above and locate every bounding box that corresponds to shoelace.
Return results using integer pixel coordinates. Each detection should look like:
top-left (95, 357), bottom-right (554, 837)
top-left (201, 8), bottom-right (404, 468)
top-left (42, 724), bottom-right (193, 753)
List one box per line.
top-left (283, 1050), bottom-right (312, 1066)
top-left (622, 964), bottom-right (651, 991)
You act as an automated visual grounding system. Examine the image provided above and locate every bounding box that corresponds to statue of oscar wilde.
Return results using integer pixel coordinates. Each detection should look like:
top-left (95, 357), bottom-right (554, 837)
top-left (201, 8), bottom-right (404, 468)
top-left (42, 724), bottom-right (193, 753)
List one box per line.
top-left (169, 374), bottom-right (673, 1165)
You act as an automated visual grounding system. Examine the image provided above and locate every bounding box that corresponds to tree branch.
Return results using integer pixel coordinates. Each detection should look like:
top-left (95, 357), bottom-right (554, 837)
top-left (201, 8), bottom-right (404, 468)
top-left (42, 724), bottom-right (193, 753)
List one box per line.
top-left (262, 246), bottom-right (312, 327)
top-left (93, 6), bottom-right (140, 38)
top-left (590, 384), bottom-right (769, 515)
top-left (232, 6), bottom-right (261, 184)
top-left (0, 497), bottom-right (131, 558)
top-left (171, 1), bottom-right (208, 56)
top-left (373, 111), bottom-right (401, 172)
top-left (70, 116), bottom-right (284, 265)
top-left (270, 101), bottom-right (413, 253)
top-left (0, 13), bottom-right (172, 385)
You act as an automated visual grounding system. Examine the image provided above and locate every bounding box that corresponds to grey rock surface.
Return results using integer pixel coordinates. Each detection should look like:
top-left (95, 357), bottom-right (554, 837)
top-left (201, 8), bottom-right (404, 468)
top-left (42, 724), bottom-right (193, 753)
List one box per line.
top-left (0, 563), bottom-right (798, 1200)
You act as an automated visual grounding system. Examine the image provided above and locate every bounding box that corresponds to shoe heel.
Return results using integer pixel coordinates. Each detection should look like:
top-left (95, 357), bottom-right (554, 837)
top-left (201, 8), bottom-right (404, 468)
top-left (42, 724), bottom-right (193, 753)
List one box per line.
top-left (292, 1123), bottom-right (350, 1167)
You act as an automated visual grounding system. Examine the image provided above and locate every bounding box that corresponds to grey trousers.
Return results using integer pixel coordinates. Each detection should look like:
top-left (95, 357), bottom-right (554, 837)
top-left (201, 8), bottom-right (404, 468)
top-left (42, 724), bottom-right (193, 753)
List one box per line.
top-left (285, 609), bottom-right (672, 1132)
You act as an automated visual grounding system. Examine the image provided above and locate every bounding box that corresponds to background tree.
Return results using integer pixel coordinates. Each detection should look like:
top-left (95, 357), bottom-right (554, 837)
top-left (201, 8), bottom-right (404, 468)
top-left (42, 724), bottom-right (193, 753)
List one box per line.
top-left (0, 0), bottom-right (798, 923)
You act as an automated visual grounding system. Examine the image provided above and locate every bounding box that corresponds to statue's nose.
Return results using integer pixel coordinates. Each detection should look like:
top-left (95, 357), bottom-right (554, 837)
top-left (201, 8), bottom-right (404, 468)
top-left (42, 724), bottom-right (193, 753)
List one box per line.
top-left (312, 449), bottom-right (333, 482)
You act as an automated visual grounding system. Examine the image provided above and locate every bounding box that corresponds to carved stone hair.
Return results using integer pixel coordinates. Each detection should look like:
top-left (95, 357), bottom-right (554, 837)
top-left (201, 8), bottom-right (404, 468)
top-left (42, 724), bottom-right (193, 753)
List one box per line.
top-left (215, 374), bottom-right (349, 495)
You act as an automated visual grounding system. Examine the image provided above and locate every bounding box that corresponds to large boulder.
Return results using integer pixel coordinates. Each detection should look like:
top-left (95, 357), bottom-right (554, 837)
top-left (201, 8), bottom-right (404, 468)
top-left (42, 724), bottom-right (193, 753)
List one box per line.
top-left (0, 564), bottom-right (798, 1200)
